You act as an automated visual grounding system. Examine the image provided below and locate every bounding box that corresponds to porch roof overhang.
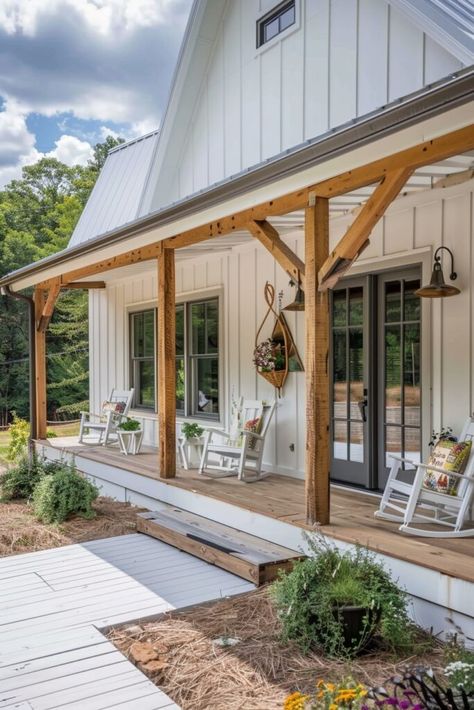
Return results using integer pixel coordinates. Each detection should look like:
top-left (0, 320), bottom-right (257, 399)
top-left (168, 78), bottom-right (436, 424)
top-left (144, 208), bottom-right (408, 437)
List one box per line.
top-left (1, 67), bottom-right (473, 292)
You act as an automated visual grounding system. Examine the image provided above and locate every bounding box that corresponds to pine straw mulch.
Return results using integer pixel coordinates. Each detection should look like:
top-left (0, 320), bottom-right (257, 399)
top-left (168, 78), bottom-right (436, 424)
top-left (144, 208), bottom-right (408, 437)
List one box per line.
top-left (109, 585), bottom-right (444, 710)
top-left (0, 497), bottom-right (145, 556)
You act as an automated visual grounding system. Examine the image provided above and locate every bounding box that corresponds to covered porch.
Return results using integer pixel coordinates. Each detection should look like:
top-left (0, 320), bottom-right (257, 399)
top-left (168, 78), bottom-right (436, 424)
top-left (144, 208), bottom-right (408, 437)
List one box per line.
top-left (38, 435), bottom-right (474, 587)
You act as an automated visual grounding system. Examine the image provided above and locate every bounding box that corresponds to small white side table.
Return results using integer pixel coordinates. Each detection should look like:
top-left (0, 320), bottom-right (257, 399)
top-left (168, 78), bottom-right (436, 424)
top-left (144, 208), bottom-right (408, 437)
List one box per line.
top-left (117, 429), bottom-right (144, 456)
top-left (178, 436), bottom-right (204, 470)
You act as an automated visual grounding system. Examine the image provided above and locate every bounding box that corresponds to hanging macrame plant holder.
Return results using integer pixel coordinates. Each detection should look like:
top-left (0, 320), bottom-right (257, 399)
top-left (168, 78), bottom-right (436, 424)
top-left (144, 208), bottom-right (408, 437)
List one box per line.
top-left (254, 282), bottom-right (290, 395)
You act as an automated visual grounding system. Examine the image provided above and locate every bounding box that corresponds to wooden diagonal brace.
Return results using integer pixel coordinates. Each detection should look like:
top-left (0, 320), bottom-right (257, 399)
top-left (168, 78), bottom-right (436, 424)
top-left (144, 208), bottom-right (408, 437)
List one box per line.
top-left (37, 278), bottom-right (61, 332)
top-left (318, 167), bottom-right (413, 290)
top-left (247, 220), bottom-right (305, 287)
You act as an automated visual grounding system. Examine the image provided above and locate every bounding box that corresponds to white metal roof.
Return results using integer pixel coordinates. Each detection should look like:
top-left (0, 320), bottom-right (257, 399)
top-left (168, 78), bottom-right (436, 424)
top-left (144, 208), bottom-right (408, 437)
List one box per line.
top-left (68, 130), bottom-right (159, 248)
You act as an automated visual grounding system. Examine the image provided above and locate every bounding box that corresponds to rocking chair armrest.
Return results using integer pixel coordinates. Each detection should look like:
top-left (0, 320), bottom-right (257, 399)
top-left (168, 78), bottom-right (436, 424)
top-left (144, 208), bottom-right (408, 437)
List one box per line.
top-left (388, 454), bottom-right (419, 468)
top-left (201, 426), bottom-right (228, 439)
top-left (239, 429), bottom-right (265, 441)
top-left (416, 462), bottom-right (474, 481)
top-left (80, 411), bottom-right (103, 420)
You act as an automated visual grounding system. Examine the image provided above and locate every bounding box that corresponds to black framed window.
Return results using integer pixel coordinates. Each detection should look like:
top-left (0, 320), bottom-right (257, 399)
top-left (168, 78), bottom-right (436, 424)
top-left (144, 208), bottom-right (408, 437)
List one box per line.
top-left (129, 297), bottom-right (220, 419)
top-left (130, 310), bottom-right (155, 409)
top-left (257, 1), bottom-right (295, 48)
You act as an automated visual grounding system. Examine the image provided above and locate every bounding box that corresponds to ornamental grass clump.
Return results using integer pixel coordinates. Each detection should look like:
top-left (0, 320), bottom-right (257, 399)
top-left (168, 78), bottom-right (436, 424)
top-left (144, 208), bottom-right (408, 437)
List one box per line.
top-left (272, 533), bottom-right (414, 659)
top-left (32, 464), bottom-right (99, 524)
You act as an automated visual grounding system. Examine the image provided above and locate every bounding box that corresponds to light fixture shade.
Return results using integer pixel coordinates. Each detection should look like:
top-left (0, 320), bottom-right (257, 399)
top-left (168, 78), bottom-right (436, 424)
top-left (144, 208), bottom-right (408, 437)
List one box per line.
top-left (415, 260), bottom-right (460, 298)
top-left (283, 285), bottom-right (305, 311)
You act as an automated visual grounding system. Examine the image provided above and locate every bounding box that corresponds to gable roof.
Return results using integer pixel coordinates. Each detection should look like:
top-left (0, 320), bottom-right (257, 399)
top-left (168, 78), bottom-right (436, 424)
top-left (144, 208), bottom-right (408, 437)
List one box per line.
top-left (391, 0), bottom-right (474, 64)
top-left (68, 130), bottom-right (160, 248)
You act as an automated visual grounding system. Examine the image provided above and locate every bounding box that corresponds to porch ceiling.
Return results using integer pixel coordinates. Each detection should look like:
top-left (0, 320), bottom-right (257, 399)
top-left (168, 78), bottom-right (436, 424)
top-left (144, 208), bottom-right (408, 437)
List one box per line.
top-left (75, 148), bottom-right (474, 283)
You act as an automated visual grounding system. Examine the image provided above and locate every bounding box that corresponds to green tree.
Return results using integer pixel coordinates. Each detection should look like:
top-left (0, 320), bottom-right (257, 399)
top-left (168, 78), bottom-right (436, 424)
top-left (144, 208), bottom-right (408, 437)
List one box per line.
top-left (0, 136), bottom-right (124, 424)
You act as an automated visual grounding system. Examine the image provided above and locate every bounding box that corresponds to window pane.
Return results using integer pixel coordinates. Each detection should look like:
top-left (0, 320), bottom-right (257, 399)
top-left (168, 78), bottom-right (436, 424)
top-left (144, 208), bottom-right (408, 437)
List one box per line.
top-left (349, 421), bottom-right (364, 462)
top-left (385, 325), bottom-right (401, 424)
top-left (385, 425), bottom-right (402, 466)
top-left (176, 304), bottom-right (185, 356)
top-left (404, 427), bottom-right (421, 463)
top-left (385, 281), bottom-right (401, 322)
top-left (191, 300), bottom-right (218, 355)
top-left (264, 17), bottom-right (279, 42)
top-left (349, 328), bottom-right (363, 421)
top-left (333, 330), bottom-right (347, 416)
top-left (132, 313), bottom-right (144, 358)
top-left (333, 420), bottom-right (348, 461)
top-left (176, 358), bottom-right (185, 412)
top-left (193, 358), bottom-right (219, 416)
top-left (206, 300), bottom-right (218, 353)
top-left (404, 279), bottom-right (421, 321)
top-left (191, 302), bottom-right (206, 354)
top-left (143, 310), bottom-right (155, 357)
top-left (349, 287), bottom-right (363, 325)
top-left (332, 290), bottom-right (346, 326)
top-left (136, 360), bottom-right (155, 408)
top-left (279, 6), bottom-right (295, 31)
top-left (404, 323), bottom-right (420, 426)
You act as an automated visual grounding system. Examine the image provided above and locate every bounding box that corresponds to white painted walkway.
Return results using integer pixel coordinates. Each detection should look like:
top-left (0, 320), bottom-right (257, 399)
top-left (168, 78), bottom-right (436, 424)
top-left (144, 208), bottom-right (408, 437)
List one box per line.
top-left (0, 533), bottom-right (254, 709)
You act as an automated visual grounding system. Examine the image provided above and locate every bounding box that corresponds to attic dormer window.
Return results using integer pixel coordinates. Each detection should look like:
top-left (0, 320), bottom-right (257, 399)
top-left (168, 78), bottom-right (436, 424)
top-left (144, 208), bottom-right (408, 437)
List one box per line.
top-left (257, 1), bottom-right (295, 48)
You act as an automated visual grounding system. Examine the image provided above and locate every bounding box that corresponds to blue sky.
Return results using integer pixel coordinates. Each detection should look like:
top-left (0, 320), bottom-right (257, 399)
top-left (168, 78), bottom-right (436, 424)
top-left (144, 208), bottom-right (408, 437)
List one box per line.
top-left (0, 0), bottom-right (192, 187)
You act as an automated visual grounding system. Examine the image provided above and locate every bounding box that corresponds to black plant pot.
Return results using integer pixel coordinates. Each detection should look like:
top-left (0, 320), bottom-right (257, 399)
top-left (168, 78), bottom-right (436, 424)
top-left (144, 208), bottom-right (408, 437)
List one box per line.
top-left (332, 605), bottom-right (380, 653)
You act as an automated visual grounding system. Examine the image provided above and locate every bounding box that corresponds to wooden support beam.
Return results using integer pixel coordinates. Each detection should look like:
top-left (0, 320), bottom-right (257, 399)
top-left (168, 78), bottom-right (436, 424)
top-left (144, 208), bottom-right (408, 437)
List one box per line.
top-left (34, 287), bottom-right (48, 439)
top-left (61, 281), bottom-right (106, 289)
top-left (36, 125), bottom-right (474, 287)
top-left (318, 167), bottom-right (413, 290)
top-left (247, 220), bottom-right (305, 286)
top-left (37, 279), bottom-right (61, 332)
top-left (305, 198), bottom-right (330, 525)
top-left (157, 243), bottom-right (176, 478)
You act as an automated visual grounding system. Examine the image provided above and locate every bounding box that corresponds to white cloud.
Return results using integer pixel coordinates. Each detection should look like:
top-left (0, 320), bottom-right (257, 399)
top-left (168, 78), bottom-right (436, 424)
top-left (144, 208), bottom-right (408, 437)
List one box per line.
top-left (0, 100), bottom-right (41, 186)
top-left (46, 134), bottom-right (93, 166)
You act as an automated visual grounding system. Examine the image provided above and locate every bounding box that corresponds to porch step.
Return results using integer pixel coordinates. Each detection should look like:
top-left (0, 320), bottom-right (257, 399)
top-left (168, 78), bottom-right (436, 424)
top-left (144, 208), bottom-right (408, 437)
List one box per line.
top-left (136, 508), bottom-right (304, 585)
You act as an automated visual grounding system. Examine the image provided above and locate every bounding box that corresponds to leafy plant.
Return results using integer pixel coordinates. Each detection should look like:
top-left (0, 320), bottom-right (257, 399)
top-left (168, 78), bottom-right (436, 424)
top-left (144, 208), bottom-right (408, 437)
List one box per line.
top-left (32, 463), bottom-right (99, 523)
top-left (7, 413), bottom-right (30, 461)
top-left (253, 338), bottom-right (285, 372)
top-left (118, 418), bottom-right (141, 432)
top-left (181, 422), bottom-right (204, 440)
top-left (271, 533), bottom-right (414, 658)
top-left (0, 455), bottom-right (62, 501)
top-left (444, 635), bottom-right (474, 694)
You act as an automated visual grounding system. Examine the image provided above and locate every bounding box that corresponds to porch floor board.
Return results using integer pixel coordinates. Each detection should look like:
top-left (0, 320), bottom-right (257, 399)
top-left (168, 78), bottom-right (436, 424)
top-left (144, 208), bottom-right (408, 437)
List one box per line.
top-left (39, 438), bottom-right (474, 584)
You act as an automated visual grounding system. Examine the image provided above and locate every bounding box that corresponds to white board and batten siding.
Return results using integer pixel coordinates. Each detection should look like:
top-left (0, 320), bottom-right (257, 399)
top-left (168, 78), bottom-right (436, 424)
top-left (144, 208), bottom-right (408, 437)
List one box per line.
top-left (90, 178), bottom-right (474, 479)
top-left (149, 0), bottom-right (465, 211)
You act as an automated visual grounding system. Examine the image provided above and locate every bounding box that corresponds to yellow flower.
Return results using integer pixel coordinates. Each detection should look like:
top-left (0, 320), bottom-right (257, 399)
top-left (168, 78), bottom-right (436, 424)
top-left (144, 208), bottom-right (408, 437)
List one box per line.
top-left (283, 691), bottom-right (309, 710)
top-left (329, 704), bottom-right (337, 710)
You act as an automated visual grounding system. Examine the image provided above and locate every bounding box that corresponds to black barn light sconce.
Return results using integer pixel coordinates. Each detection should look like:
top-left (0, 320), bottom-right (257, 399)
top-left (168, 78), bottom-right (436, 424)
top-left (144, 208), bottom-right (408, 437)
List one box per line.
top-left (283, 272), bottom-right (305, 311)
top-left (415, 246), bottom-right (461, 298)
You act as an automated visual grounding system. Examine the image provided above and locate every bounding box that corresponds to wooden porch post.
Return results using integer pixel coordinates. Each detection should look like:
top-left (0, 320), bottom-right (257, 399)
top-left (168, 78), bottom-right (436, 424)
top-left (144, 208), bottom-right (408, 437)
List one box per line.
top-left (305, 198), bottom-right (330, 525)
top-left (157, 244), bottom-right (176, 477)
top-left (34, 287), bottom-right (47, 440)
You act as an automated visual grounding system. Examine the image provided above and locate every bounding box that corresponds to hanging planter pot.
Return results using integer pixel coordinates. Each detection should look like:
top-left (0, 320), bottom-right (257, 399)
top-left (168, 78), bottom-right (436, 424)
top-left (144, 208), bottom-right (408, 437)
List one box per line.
top-left (253, 282), bottom-right (290, 395)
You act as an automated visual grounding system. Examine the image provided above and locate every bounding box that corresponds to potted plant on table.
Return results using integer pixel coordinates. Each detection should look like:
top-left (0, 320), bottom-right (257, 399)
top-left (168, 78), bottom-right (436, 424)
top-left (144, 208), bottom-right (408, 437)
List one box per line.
top-left (272, 533), bottom-right (413, 658)
top-left (181, 422), bottom-right (204, 441)
top-left (118, 418), bottom-right (141, 432)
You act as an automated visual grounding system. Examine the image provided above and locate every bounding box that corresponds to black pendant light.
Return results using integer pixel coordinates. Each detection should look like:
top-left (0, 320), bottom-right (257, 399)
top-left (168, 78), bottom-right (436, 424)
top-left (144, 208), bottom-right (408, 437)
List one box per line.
top-left (415, 246), bottom-right (460, 298)
top-left (283, 273), bottom-right (305, 311)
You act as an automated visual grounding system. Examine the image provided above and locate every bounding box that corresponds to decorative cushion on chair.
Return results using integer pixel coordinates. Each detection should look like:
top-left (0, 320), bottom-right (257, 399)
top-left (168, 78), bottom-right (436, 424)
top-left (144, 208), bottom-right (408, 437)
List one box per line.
top-left (243, 417), bottom-right (262, 450)
top-left (423, 440), bottom-right (472, 495)
top-left (102, 400), bottom-right (127, 415)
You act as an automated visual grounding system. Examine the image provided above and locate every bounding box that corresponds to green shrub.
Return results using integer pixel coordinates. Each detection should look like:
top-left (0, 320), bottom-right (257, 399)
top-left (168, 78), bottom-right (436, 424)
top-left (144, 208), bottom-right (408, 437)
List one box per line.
top-left (7, 414), bottom-right (30, 462)
top-left (118, 418), bottom-right (141, 431)
top-left (0, 455), bottom-right (59, 501)
top-left (181, 422), bottom-right (204, 439)
top-left (32, 464), bottom-right (99, 524)
top-left (271, 533), bottom-right (414, 658)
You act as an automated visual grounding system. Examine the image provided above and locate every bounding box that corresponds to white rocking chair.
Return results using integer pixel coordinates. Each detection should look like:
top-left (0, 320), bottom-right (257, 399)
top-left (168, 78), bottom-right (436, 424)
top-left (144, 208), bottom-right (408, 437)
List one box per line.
top-left (199, 399), bottom-right (276, 482)
top-left (375, 417), bottom-right (474, 538)
top-left (78, 388), bottom-right (134, 447)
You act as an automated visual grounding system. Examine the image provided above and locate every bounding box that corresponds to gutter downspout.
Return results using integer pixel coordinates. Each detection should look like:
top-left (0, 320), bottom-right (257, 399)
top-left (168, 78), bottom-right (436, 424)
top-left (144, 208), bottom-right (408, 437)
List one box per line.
top-left (3, 285), bottom-right (37, 457)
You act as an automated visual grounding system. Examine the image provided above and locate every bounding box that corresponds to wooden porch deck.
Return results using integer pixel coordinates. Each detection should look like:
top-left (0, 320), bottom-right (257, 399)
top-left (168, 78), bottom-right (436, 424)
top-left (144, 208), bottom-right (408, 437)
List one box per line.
top-left (41, 437), bottom-right (474, 584)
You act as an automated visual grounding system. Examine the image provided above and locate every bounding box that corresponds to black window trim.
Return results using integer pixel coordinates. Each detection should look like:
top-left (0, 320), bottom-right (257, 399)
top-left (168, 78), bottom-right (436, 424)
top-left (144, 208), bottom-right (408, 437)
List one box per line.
top-left (128, 295), bottom-right (221, 420)
top-left (256, 0), bottom-right (296, 49)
